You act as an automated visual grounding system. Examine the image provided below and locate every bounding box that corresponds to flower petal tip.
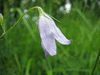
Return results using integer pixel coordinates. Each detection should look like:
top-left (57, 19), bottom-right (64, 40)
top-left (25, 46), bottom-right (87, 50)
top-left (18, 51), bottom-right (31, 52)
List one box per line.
top-left (51, 54), bottom-right (56, 57)
top-left (46, 56), bottom-right (48, 58)
top-left (65, 40), bottom-right (72, 45)
top-left (54, 54), bottom-right (56, 56)
top-left (69, 40), bottom-right (72, 43)
top-left (50, 51), bottom-right (57, 56)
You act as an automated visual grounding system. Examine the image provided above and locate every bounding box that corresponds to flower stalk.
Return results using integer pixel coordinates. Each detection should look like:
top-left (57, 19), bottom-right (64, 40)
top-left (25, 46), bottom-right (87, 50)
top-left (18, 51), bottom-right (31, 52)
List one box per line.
top-left (0, 6), bottom-right (39, 38)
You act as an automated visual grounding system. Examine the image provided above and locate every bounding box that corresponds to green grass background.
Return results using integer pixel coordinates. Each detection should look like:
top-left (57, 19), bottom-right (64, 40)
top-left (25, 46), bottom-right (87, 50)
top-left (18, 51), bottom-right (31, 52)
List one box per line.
top-left (0, 0), bottom-right (100, 75)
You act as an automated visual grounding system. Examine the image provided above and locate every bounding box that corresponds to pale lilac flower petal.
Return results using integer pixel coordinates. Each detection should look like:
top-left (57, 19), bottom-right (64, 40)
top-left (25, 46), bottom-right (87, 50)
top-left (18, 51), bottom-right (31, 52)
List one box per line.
top-left (42, 37), bottom-right (56, 56)
top-left (38, 15), bottom-right (51, 39)
top-left (43, 14), bottom-right (71, 45)
top-left (39, 15), bottom-right (57, 56)
top-left (41, 42), bottom-right (48, 58)
top-left (53, 26), bottom-right (72, 45)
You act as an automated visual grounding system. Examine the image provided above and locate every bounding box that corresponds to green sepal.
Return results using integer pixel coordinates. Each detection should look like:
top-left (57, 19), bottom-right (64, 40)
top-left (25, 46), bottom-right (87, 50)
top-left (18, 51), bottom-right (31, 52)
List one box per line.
top-left (38, 7), bottom-right (60, 23)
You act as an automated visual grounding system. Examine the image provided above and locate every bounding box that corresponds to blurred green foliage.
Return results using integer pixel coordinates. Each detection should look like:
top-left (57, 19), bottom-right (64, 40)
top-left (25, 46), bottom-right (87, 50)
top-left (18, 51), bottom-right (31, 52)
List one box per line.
top-left (0, 0), bottom-right (100, 75)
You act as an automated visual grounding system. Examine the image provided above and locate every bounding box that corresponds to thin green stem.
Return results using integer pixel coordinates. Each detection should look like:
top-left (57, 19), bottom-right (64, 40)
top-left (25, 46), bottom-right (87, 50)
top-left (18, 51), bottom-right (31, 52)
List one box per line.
top-left (0, 6), bottom-right (39, 38)
top-left (14, 53), bottom-right (22, 74)
top-left (91, 49), bottom-right (100, 75)
top-left (25, 58), bottom-right (32, 75)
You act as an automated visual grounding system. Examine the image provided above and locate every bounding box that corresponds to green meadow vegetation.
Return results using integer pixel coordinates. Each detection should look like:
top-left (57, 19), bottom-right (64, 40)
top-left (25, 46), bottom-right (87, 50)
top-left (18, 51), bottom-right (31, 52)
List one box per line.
top-left (0, 0), bottom-right (100, 75)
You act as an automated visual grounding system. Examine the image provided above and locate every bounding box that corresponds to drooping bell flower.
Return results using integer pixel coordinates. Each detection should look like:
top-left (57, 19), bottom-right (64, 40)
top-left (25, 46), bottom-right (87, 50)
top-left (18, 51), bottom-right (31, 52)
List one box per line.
top-left (38, 7), bottom-right (72, 58)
